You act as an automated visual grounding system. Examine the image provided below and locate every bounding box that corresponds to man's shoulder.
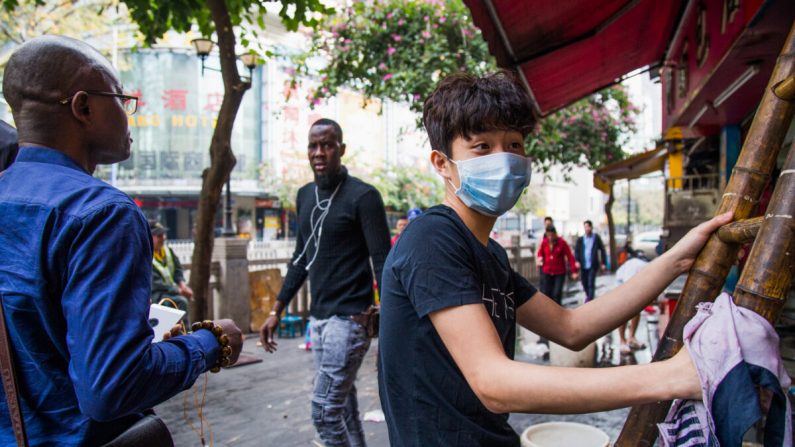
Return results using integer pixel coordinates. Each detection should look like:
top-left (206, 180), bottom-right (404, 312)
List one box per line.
top-left (393, 207), bottom-right (467, 251)
top-left (295, 182), bottom-right (315, 203)
top-left (3, 161), bottom-right (136, 216)
top-left (71, 177), bottom-right (139, 216)
top-left (346, 175), bottom-right (379, 195)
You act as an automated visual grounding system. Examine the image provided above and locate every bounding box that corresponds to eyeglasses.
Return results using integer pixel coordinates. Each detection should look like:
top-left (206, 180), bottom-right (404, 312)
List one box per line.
top-left (58, 91), bottom-right (139, 115)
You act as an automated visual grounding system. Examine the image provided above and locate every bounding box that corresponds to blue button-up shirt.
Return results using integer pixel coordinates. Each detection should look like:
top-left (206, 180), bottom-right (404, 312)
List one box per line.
top-left (0, 147), bottom-right (219, 446)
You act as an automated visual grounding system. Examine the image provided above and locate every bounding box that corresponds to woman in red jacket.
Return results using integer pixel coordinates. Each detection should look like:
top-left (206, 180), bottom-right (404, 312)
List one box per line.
top-left (536, 225), bottom-right (578, 305)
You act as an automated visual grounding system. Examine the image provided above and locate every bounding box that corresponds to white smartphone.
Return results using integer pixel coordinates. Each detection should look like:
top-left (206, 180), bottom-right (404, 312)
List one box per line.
top-left (148, 303), bottom-right (186, 343)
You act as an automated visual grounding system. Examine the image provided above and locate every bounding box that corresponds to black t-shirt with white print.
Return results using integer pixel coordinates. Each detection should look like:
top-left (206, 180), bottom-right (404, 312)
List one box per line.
top-left (378, 205), bottom-right (538, 447)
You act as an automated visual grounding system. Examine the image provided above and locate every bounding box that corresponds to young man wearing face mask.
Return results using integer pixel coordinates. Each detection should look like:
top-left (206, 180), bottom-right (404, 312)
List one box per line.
top-left (377, 71), bottom-right (733, 446)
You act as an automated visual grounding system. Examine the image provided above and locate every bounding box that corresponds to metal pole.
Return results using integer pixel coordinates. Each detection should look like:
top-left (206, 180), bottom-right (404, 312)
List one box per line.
top-left (224, 177), bottom-right (234, 236)
top-left (626, 180), bottom-right (631, 238)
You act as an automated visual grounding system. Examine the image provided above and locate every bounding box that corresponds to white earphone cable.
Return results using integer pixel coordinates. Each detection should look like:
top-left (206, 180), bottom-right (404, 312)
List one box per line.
top-left (292, 182), bottom-right (342, 271)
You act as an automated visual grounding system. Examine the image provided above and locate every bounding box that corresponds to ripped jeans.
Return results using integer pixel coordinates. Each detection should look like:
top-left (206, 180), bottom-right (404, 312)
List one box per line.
top-left (310, 316), bottom-right (371, 447)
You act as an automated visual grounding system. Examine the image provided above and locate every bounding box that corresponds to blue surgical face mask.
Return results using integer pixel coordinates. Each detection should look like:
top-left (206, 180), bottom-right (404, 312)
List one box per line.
top-left (443, 151), bottom-right (531, 217)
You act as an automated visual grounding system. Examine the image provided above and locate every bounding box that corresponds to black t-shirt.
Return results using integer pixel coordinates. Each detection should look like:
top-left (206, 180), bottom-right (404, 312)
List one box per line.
top-left (378, 205), bottom-right (538, 447)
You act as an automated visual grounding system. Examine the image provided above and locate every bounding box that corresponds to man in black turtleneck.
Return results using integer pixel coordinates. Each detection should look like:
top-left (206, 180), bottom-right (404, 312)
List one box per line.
top-left (260, 118), bottom-right (390, 446)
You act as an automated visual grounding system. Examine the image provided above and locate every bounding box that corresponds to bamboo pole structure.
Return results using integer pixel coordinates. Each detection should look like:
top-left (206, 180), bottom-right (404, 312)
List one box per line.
top-left (733, 141), bottom-right (795, 322)
top-left (616, 21), bottom-right (795, 446)
top-left (717, 216), bottom-right (763, 244)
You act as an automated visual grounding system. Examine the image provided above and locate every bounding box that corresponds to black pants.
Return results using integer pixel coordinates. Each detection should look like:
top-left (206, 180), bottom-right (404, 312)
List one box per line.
top-left (540, 273), bottom-right (565, 306)
top-left (580, 267), bottom-right (598, 302)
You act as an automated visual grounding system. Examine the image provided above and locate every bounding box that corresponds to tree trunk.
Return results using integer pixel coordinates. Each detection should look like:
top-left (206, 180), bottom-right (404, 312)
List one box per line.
top-left (189, 0), bottom-right (252, 321)
top-left (605, 185), bottom-right (618, 272)
top-left (616, 21), bottom-right (795, 446)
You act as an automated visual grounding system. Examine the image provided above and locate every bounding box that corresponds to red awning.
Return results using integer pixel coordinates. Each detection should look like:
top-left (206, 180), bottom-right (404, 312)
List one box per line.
top-left (464, 0), bottom-right (685, 117)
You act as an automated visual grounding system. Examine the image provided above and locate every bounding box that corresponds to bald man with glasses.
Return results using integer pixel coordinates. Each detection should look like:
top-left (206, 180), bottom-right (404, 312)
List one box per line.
top-left (0, 35), bottom-right (243, 445)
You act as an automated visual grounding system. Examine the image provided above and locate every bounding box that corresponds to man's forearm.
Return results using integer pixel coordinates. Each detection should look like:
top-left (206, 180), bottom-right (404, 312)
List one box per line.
top-left (271, 300), bottom-right (287, 316)
top-left (567, 251), bottom-right (681, 345)
top-left (482, 356), bottom-right (685, 414)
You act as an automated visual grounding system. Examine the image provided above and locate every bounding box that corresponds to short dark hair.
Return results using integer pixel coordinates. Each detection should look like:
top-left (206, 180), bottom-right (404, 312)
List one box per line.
top-left (584, 220), bottom-right (593, 227)
top-left (311, 118), bottom-right (343, 143)
top-left (544, 216), bottom-right (553, 223)
top-left (422, 71), bottom-right (536, 157)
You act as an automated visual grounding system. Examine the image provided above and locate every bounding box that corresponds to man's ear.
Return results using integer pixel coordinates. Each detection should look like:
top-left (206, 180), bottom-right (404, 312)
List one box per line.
top-left (69, 91), bottom-right (91, 125)
top-left (339, 142), bottom-right (346, 158)
top-left (430, 150), bottom-right (450, 177)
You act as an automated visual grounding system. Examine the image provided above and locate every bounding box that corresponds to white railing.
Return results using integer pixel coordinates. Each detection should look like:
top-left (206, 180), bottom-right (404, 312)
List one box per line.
top-left (248, 240), bottom-right (297, 264)
top-left (170, 238), bottom-right (537, 319)
top-left (167, 240), bottom-right (197, 264)
top-left (168, 239), bottom-right (297, 265)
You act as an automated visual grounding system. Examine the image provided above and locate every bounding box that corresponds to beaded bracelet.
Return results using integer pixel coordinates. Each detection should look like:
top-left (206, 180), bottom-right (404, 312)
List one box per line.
top-left (191, 320), bottom-right (232, 373)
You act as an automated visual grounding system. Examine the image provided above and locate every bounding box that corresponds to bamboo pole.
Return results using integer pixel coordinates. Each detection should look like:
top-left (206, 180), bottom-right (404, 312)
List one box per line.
top-left (773, 75), bottom-right (795, 100)
top-left (616, 21), bottom-right (795, 446)
top-left (733, 141), bottom-right (795, 322)
top-left (716, 216), bottom-right (763, 244)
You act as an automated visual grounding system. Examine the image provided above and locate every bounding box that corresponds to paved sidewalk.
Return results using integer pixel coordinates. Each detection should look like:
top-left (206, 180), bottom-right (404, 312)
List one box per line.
top-left (156, 333), bottom-right (387, 447)
top-left (156, 272), bottom-right (658, 446)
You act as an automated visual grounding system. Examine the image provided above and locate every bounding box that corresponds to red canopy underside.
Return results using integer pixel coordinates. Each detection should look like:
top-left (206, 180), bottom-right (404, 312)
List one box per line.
top-left (465, 0), bottom-right (684, 116)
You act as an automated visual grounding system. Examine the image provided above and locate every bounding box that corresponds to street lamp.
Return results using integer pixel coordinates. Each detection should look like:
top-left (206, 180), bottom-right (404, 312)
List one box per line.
top-left (191, 40), bottom-right (260, 238)
top-left (190, 38), bottom-right (217, 76)
top-left (239, 53), bottom-right (257, 81)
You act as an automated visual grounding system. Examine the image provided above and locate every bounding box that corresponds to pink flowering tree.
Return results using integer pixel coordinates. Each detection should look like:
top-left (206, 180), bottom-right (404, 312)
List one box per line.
top-left (294, 0), bottom-right (638, 176)
top-left (292, 0), bottom-right (493, 115)
top-left (528, 85), bottom-right (638, 176)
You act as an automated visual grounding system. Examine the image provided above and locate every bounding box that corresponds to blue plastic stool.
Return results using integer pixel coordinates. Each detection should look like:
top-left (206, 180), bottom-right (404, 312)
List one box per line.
top-left (278, 312), bottom-right (304, 338)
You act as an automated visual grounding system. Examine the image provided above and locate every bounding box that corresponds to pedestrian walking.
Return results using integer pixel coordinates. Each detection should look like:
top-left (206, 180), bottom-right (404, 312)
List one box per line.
top-left (575, 220), bottom-right (607, 302)
top-left (391, 215), bottom-right (408, 246)
top-left (259, 118), bottom-right (391, 447)
top-left (537, 225), bottom-right (578, 305)
top-left (616, 250), bottom-right (650, 354)
top-left (535, 216), bottom-right (554, 281)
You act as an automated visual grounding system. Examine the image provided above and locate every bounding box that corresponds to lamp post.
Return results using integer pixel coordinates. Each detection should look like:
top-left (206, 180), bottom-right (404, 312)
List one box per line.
top-left (190, 38), bottom-right (215, 76)
top-left (190, 38), bottom-right (259, 237)
top-left (239, 52), bottom-right (257, 82)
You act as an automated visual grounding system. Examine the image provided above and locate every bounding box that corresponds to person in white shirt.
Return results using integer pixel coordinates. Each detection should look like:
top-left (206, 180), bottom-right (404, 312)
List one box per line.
top-left (616, 250), bottom-right (650, 354)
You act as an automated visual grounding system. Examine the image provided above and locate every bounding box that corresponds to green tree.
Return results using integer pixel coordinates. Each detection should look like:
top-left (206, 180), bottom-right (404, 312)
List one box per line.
top-left (294, 0), bottom-right (638, 174)
top-left (0, 0), bottom-right (116, 65)
top-left (257, 160), bottom-right (311, 210)
top-left (1, 0), bottom-right (333, 320)
top-left (370, 164), bottom-right (444, 213)
top-left (122, 0), bottom-right (332, 321)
